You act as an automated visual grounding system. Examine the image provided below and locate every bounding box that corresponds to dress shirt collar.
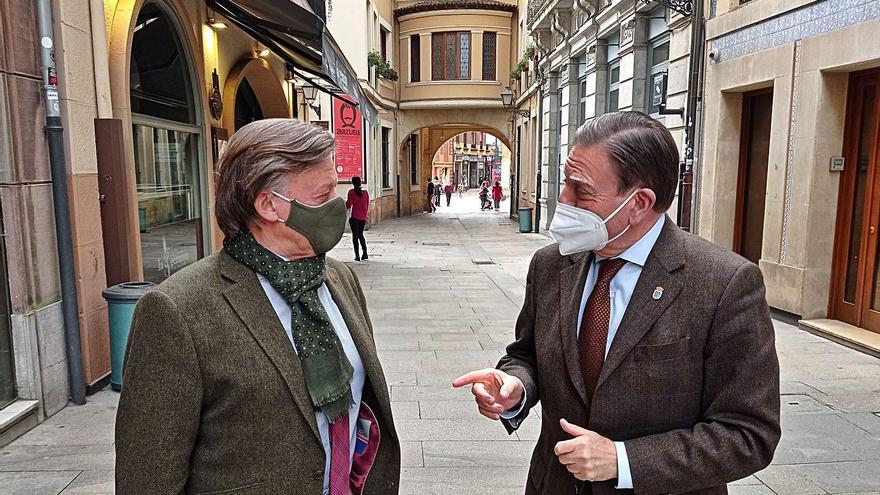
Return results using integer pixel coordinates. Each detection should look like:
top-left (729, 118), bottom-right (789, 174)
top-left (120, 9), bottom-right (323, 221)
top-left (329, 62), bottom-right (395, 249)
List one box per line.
top-left (595, 215), bottom-right (666, 267)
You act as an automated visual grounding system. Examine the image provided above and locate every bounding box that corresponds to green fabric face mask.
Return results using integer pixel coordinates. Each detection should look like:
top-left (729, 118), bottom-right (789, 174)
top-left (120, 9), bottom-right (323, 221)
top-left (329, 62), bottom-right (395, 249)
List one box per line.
top-left (272, 191), bottom-right (347, 254)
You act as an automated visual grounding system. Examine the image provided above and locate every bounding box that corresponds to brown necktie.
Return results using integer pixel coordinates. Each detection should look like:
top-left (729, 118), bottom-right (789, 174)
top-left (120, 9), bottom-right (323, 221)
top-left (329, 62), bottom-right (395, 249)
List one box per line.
top-left (578, 258), bottom-right (628, 397)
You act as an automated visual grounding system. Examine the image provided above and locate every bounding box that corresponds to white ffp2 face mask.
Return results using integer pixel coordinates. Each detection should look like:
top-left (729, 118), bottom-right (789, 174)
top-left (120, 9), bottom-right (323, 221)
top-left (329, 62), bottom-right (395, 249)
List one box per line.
top-left (548, 189), bottom-right (639, 256)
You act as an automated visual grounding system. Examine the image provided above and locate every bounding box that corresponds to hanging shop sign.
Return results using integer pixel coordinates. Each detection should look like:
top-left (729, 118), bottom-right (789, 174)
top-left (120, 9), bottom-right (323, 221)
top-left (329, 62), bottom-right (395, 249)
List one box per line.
top-left (332, 97), bottom-right (364, 182)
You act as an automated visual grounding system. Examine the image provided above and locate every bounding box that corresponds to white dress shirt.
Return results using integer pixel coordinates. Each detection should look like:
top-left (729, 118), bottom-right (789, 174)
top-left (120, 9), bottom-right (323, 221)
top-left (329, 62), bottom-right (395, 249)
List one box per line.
top-left (258, 275), bottom-right (366, 495)
top-left (502, 215), bottom-right (666, 490)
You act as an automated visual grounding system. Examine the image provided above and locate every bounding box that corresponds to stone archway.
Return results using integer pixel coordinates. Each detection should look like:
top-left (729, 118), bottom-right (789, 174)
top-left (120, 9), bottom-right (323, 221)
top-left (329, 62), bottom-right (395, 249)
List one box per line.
top-left (397, 120), bottom-right (513, 217)
top-left (398, 108), bottom-right (514, 151)
top-left (222, 58), bottom-right (290, 134)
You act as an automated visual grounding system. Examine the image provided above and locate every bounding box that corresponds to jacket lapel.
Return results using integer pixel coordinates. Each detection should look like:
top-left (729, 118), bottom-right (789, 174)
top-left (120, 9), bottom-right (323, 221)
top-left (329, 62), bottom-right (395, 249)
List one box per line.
top-left (559, 251), bottom-right (592, 406)
top-left (219, 251), bottom-right (322, 443)
top-left (325, 266), bottom-right (396, 440)
top-left (595, 217), bottom-right (685, 391)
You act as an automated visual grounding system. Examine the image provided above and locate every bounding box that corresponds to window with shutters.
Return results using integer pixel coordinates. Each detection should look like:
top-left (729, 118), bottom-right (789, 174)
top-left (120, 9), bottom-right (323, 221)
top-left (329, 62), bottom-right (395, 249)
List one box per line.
top-left (482, 32), bottom-right (496, 80)
top-left (431, 32), bottom-right (471, 80)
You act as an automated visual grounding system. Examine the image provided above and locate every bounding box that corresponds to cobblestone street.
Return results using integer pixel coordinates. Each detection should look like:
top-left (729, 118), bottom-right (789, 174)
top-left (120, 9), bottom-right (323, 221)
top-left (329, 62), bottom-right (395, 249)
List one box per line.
top-left (1, 198), bottom-right (879, 494)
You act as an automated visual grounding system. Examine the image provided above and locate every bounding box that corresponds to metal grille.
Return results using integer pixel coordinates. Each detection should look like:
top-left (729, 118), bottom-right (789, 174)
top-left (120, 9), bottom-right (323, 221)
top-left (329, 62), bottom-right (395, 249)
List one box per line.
top-left (445, 34), bottom-right (457, 79)
top-left (482, 32), bottom-right (496, 80)
top-left (432, 33), bottom-right (443, 80)
top-left (460, 32), bottom-right (470, 79)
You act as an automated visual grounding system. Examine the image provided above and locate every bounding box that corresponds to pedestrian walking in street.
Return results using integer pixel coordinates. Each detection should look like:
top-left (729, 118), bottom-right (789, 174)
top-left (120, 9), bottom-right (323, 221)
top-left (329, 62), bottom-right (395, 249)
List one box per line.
top-left (454, 112), bottom-right (779, 494)
top-left (115, 119), bottom-right (401, 495)
top-left (478, 184), bottom-right (490, 210)
top-left (426, 178), bottom-right (436, 212)
top-left (458, 181), bottom-right (464, 198)
top-left (444, 183), bottom-right (453, 206)
top-left (492, 180), bottom-right (504, 211)
top-left (346, 176), bottom-right (369, 261)
top-left (434, 177), bottom-right (442, 207)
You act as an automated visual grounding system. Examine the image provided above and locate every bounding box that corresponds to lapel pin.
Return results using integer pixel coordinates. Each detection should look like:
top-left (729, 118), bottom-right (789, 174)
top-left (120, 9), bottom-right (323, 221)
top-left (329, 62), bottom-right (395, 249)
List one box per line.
top-left (652, 286), bottom-right (664, 300)
top-left (328, 272), bottom-right (338, 284)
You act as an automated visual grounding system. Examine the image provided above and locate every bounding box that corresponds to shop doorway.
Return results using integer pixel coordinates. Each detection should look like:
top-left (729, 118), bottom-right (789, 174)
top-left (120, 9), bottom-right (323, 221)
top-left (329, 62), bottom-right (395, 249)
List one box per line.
top-left (130, 1), bottom-right (206, 284)
top-left (831, 69), bottom-right (880, 333)
top-left (733, 89), bottom-right (773, 265)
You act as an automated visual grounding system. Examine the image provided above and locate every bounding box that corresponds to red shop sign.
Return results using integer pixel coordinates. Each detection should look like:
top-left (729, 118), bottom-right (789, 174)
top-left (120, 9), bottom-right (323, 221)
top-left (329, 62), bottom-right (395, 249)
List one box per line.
top-left (332, 97), bottom-right (364, 182)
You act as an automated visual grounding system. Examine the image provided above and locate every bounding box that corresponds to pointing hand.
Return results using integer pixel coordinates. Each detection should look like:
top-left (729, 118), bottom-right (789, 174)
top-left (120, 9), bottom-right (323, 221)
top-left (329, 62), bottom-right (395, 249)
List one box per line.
top-left (452, 368), bottom-right (524, 420)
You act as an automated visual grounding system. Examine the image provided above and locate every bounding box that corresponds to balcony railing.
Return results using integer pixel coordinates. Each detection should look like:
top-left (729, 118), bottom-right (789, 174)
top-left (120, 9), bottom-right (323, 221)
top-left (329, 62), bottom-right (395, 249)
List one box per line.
top-left (527, 0), bottom-right (553, 26)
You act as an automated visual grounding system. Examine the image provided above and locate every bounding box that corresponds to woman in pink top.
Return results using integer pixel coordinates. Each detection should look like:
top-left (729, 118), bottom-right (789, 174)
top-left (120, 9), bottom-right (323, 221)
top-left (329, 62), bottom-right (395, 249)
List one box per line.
top-left (346, 176), bottom-right (370, 261)
top-left (491, 181), bottom-right (504, 211)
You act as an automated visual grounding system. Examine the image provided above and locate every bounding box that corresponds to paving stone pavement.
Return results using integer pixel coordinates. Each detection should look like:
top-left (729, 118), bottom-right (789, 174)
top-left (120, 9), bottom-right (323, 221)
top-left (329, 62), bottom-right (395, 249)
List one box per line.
top-left (1, 195), bottom-right (879, 494)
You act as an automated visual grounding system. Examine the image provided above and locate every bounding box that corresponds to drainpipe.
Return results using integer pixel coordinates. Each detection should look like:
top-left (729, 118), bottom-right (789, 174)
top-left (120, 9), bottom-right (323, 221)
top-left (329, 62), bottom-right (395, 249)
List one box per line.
top-left (36, 0), bottom-right (87, 406)
top-left (681, 0), bottom-right (706, 233)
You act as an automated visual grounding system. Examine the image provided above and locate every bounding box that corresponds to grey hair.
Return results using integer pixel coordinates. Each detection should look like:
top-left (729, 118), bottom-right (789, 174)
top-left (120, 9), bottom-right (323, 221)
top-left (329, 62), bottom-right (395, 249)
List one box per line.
top-left (573, 111), bottom-right (679, 211)
top-left (214, 118), bottom-right (335, 237)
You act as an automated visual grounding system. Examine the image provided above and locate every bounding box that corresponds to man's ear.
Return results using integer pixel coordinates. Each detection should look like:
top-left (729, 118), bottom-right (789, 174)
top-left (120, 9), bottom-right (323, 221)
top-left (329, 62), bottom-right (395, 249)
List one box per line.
top-left (632, 188), bottom-right (657, 221)
top-left (254, 190), bottom-right (283, 223)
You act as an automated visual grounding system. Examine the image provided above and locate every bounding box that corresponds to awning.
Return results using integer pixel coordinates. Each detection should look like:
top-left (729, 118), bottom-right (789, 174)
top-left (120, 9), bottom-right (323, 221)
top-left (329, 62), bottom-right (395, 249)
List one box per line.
top-left (208, 0), bottom-right (379, 124)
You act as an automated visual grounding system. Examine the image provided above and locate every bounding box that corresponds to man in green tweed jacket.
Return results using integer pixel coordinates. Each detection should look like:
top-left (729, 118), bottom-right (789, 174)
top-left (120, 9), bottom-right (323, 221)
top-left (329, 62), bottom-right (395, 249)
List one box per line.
top-left (115, 119), bottom-right (400, 495)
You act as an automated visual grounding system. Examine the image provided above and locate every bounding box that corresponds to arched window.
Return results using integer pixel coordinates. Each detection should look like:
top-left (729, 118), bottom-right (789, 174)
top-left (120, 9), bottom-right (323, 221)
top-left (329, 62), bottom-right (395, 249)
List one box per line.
top-left (235, 79), bottom-right (264, 131)
top-left (130, 1), bottom-right (205, 283)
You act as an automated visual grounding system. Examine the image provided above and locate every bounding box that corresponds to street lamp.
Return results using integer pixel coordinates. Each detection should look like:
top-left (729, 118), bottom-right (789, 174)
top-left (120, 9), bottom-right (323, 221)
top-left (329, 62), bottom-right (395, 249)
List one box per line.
top-left (500, 86), bottom-right (530, 118)
top-left (501, 86), bottom-right (514, 107)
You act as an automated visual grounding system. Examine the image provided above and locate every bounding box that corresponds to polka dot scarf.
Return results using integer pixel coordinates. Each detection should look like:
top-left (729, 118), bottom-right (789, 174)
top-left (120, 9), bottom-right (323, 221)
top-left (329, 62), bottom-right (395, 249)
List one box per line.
top-left (224, 230), bottom-right (353, 421)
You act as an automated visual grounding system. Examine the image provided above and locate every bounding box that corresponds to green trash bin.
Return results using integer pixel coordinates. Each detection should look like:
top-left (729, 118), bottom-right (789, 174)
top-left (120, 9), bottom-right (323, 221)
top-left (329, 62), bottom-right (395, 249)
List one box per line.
top-left (518, 207), bottom-right (533, 233)
top-left (103, 282), bottom-right (155, 391)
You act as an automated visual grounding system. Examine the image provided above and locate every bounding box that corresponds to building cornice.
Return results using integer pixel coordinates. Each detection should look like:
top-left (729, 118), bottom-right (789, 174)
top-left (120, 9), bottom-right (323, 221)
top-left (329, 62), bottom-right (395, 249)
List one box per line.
top-left (394, 1), bottom-right (517, 18)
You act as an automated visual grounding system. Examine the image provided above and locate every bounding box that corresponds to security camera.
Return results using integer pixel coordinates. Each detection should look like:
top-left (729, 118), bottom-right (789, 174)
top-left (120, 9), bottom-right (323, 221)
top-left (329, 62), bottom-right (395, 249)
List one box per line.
top-left (708, 50), bottom-right (719, 62)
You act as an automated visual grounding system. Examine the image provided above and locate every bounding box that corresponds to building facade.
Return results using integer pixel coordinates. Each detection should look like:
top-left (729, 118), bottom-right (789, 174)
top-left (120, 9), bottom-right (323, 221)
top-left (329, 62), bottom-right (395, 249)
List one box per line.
top-left (0, 0), bottom-right (77, 444)
top-left (699, 0), bottom-right (880, 342)
top-left (510, 0), bottom-right (698, 231)
top-left (1, 0), bottom-right (523, 445)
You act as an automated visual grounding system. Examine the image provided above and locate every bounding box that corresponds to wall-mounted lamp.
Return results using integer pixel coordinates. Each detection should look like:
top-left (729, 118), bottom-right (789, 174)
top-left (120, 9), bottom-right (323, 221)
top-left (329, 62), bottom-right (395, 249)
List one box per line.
top-left (300, 83), bottom-right (321, 119)
top-left (501, 87), bottom-right (530, 118)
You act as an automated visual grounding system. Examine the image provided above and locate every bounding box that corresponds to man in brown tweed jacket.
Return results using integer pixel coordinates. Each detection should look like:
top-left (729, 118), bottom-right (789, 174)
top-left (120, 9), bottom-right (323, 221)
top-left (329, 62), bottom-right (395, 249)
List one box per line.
top-left (455, 112), bottom-right (780, 494)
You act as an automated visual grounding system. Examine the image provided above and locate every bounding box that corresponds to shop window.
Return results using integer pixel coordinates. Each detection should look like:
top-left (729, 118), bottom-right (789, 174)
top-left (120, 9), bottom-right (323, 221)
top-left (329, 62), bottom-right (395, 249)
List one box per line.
top-left (432, 32), bottom-right (471, 80)
top-left (130, 2), bottom-right (196, 124)
top-left (411, 35), bottom-right (420, 82)
top-left (131, 1), bottom-right (204, 283)
top-left (482, 32), bottom-right (497, 81)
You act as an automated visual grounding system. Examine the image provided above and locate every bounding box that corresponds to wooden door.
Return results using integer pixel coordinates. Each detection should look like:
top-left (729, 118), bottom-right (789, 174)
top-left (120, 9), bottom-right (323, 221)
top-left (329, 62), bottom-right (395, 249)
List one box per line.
top-left (734, 89), bottom-right (773, 265)
top-left (831, 69), bottom-right (880, 333)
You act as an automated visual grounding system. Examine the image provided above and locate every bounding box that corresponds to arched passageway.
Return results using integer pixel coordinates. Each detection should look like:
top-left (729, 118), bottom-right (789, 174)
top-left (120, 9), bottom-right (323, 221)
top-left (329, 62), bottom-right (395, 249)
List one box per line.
top-left (398, 124), bottom-right (514, 217)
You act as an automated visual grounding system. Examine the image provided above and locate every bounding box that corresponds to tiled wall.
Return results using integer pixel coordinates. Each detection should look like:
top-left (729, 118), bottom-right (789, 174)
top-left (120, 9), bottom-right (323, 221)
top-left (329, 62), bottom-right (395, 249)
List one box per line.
top-left (711, 0), bottom-right (880, 62)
